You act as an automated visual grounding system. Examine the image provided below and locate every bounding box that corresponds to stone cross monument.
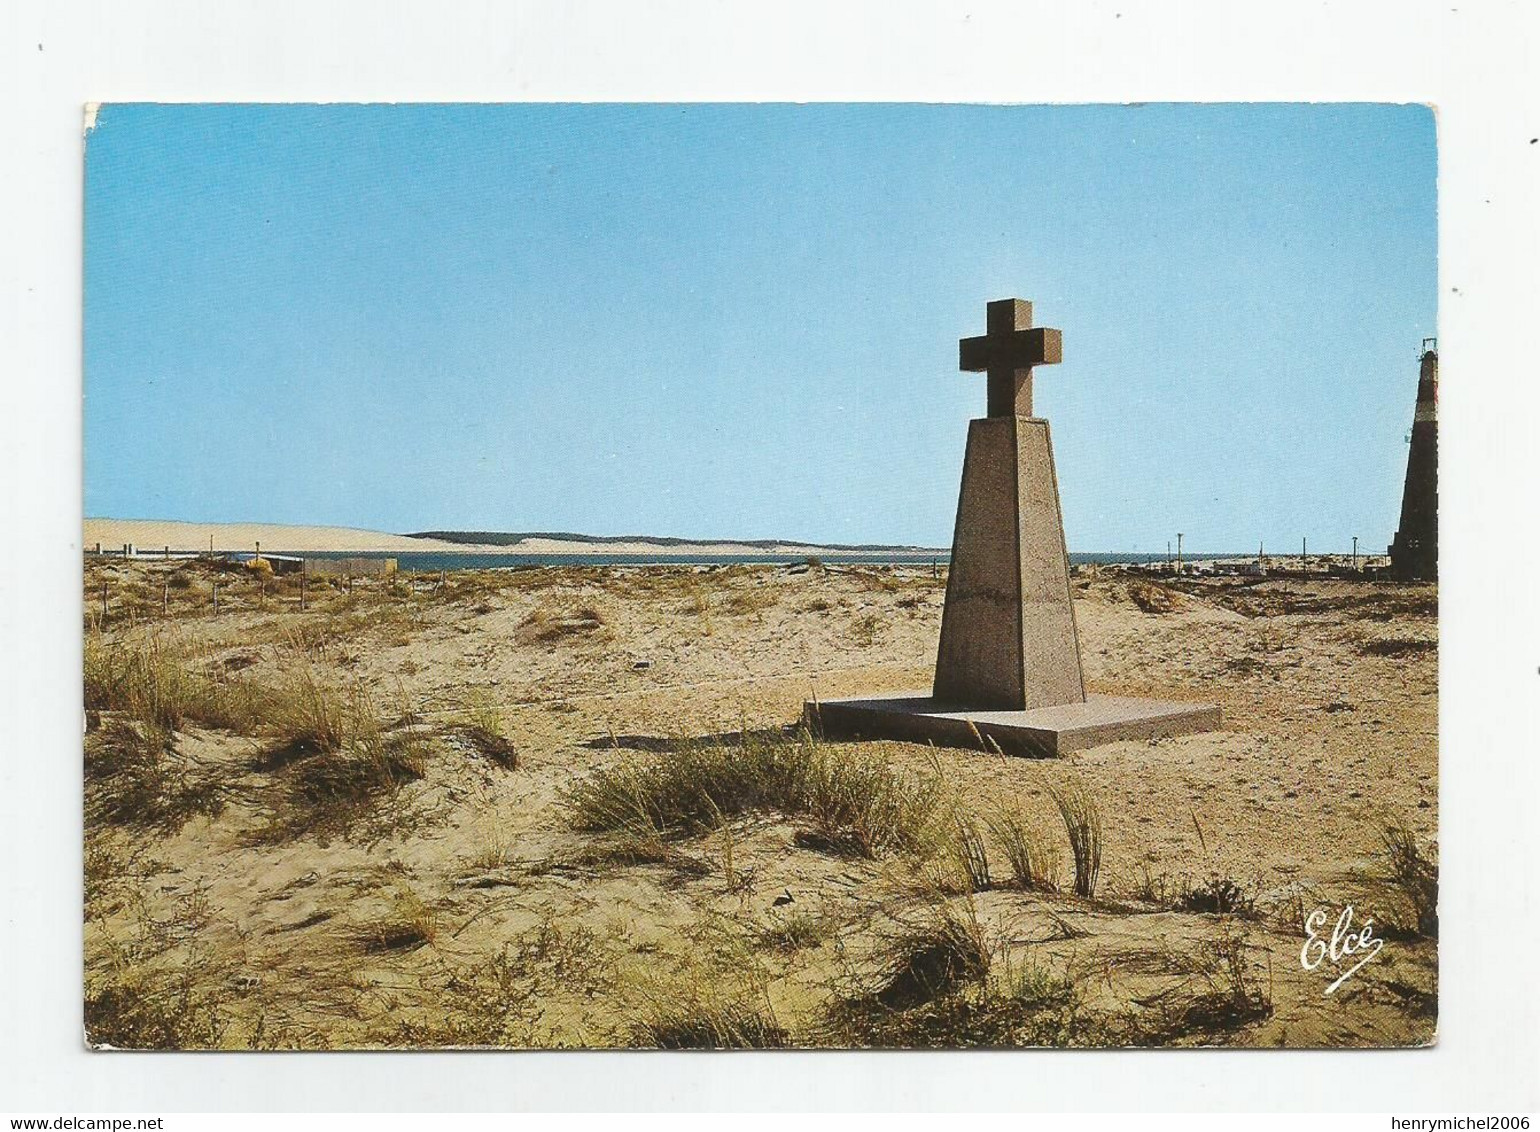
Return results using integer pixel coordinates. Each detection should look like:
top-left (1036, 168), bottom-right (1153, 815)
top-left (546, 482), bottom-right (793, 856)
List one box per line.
top-left (935, 299), bottom-right (1084, 710)
top-left (807, 296), bottom-right (1221, 756)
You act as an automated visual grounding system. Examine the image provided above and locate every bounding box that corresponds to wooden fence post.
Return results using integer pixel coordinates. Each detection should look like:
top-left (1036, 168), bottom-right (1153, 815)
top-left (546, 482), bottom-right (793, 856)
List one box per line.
top-left (212, 581), bottom-right (219, 615)
top-left (100, 582), bottom-right (108, 625)
top-left (163, 582), bottom-right (169, 615)
top-left (300, 573), bottom-right (306, 612)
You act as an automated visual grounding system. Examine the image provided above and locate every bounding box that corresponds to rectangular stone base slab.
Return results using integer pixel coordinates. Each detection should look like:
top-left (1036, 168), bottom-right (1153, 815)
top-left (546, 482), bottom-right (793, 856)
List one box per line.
top-left (805, 692), bottom-right (1221, 757)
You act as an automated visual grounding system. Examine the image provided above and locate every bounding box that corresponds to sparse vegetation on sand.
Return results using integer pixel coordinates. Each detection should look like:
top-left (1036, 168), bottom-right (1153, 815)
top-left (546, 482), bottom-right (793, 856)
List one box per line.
top-left (85, 631), bottom-right (271, 734)
top-left (392, 920), bottom-right (614, 1048)
top-left (85, 884), bottom-right (232, 1050)
top-left (849, 612), bottom-right (884, 646)
top-left (449, 688), bottom-right (518, 769)
top-left (1132, 924), bottom-right (1274, 1043)
top-left (81, 558), bottom-right (1437, 1050)
top-left (550, 832), bottom-right (713, 879)
top-left (85, 718), bottom-right (224, 831)
top-left (631, 986), bottom-right (789, 1049)
top-left (1128, 579), bottom-right (1181, 614)
top-left (264, 680), bottom-right (431, 835)
top-left (822, 898), bottom-right (1092, 1048)
top-left (519, 602), bottom-right (608, 642)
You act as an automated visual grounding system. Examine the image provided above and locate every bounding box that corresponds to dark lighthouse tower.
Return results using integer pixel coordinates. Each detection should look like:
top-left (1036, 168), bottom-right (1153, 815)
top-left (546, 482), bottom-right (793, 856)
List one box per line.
top-left (1389, 341), bottom-right (1438, 581)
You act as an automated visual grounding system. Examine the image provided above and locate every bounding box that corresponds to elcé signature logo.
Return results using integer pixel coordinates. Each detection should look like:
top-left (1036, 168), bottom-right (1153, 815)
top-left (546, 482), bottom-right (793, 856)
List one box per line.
top-left (1300, 904), bottom-right (1385, 995)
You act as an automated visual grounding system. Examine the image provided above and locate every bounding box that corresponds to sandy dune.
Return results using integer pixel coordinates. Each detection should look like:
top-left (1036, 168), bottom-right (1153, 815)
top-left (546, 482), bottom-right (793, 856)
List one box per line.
top-left (82, 559), bottom-right (1438, 1049)
top-left (82, 518), bottom-right (920, 558)
top-left (84, 519), bottom-right (502, 554)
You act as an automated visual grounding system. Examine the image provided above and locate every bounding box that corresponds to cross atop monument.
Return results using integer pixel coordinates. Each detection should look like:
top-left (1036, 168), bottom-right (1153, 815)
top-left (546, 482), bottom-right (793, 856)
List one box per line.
top-left (959, 298), bottom-right (1063, 418)
top-left (807, 291), bottom-right (1221, 753)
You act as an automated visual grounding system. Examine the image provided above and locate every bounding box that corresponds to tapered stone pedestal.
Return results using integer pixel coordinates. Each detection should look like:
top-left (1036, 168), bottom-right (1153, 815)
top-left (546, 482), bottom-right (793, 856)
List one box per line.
top-left (933, 415), bottom-right (1084, 710)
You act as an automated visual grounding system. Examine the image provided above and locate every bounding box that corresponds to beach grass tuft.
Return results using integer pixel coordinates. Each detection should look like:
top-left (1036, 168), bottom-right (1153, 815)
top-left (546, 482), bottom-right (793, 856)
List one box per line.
top-left (564, 729), bottom-right (940, 858)
top-left (1048, 778), bottom-right (1103, 899)
top-left (985, 803), bottom-right (1060, 892)
top-left (1380, 823), bottom-right (1438, 938)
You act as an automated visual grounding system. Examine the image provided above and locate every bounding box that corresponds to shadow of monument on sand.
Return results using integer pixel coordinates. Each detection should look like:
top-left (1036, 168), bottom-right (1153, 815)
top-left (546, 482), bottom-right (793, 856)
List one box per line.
top-left (579, 725), bottom-right (805, 753)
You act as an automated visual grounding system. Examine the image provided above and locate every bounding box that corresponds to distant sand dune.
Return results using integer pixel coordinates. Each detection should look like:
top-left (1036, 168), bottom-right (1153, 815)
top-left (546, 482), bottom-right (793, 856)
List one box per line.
top-left (81, 518), bottom-right (911, 557)
top-left (83, 519), bottom-right (506, 554)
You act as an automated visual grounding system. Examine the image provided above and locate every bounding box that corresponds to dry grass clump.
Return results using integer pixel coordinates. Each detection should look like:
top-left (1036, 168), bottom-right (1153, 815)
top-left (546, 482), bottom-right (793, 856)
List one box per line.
top-left (1178, 874), bottom-right (1258, 917)
top-left (801, 747), bottom-right (943, 857)
top-left (519, 603), bottom-right (608, 642)
top-left (872, 901), bottom-right (992, 1009)
top-left (986, 804), bottom-right (1060, 891)
top-left (756, 909), bottom-right (838, 953)
top-left (261, 677), bottom-right (430, 834)
top-left (1129, 580), bottom-right (1181, 614)
top-left (265, 662), bottom-right (348, 755)
top-left (1380, 823), bottom-right (1438, 938)
top-left (451, 688), bottom-right (518, 769)
top-left (827, 953), bottom-right (1089, 1049)
top-left (849, 613), bottom-right (884, 646)
top-left (1048, 778), bottom-right (1103, 898)
top-left (1360, 637), bottom-right (1437, 658)
top-left (820, 900), bottom-right (1098, 1048)
top-left (353, 888), bottom-right (439, 954)
top-left (950, 813), bottom-right (992, 893)
top-left (463, 826), bottom-right (517, 873)
top-left (565, 730), bottom-right (940, 858)
top-left (85, 632), bottom-right (270, 734)
top-left (85, 718), bottom-right (224, 831)
top-left (279, 730), bottom-right (427, 826)
top-left (631, 983), bottom-right (789, 1049)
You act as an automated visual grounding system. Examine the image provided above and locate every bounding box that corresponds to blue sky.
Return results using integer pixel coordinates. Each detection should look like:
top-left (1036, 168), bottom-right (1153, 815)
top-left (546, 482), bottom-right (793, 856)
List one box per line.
top-left (84, 103), bottom-right (1436, 552)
